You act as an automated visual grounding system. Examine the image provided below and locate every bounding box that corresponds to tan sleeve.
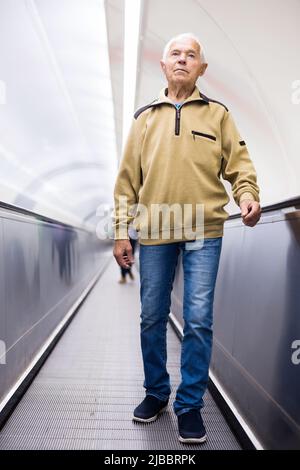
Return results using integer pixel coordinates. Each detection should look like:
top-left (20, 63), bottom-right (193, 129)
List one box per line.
top-left (239, 191), bottom-right (256, 203)
top-left (113, 117), bottom-right (144, 240)
top-left (221, 111), bottom-right (260, 206)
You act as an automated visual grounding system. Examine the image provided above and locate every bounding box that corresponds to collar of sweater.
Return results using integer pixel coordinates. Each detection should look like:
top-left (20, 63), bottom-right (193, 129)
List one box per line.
top-left (156, 85), bottom-right (209, 106)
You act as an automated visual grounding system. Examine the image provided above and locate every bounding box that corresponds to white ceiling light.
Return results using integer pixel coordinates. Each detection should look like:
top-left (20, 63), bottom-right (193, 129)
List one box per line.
top-left (122, 0), bottom-right (141, 150)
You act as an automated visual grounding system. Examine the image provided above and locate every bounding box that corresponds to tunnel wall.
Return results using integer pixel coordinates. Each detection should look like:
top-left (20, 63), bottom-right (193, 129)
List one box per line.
top-left (0, 205), bottom-right (110, 410)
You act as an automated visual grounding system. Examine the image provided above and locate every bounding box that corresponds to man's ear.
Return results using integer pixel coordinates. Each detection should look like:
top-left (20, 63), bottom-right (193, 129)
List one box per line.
top-left (160, 60), bottom-right (166, 74)
top-left (199, 63), bottom-right (208, 76)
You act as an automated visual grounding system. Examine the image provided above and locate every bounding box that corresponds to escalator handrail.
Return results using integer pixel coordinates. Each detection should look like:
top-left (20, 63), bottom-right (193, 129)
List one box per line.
top-left (228, 195), bottom-right (300, 220)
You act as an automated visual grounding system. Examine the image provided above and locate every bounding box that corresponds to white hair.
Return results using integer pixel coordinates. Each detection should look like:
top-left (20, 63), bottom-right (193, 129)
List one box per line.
top-left (162, 33), bottom-right (207, 64)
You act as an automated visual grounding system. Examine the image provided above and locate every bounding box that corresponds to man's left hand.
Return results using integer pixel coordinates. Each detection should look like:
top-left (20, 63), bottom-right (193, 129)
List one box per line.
top-left (240, 199), bottom-right (261, 227)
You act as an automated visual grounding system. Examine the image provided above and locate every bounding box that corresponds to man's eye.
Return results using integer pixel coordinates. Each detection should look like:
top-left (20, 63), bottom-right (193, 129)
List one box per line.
top-left (188, 54), bottom-right (195, 58)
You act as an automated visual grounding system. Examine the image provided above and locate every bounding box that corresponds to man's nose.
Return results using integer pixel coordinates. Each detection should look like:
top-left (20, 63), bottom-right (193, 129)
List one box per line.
top-left (178, 55), bottom-right (186, 64)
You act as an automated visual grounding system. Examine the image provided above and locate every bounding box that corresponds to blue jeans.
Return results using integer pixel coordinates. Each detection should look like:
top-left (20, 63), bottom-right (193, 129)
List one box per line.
top-left (139, 237), bottom-right (222, 416)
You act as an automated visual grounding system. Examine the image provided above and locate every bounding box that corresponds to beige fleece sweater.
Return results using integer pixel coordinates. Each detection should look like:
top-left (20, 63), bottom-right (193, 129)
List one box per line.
top-left (113, 86), bottom-right (260, 245)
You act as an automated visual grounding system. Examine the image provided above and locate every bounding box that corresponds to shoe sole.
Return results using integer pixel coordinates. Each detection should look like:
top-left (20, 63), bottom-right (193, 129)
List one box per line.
top-left (132, 405), bottom-right (168, 423)
top-left (179, 434), bottom-right (207, 444)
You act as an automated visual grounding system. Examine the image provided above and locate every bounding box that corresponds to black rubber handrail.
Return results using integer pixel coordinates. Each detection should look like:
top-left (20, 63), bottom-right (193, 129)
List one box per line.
top-left (228, 195), bottom-right (300, 220)
top-left (0, 200), bottom-right (90, 232)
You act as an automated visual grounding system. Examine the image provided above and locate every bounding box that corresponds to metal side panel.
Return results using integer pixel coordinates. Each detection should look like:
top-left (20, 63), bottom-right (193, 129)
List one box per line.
top-left (0, 259), bottom-right (241, 450)
top-left (0, 203), bottom-right (112, 411)
top-left (0, 218), bottom-right (6, 368)
top-left (211, 213), bottom-right (300, 449)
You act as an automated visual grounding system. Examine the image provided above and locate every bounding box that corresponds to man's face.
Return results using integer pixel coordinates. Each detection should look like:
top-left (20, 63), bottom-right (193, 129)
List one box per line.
top-left (160, 38), bottom-right (207, 87)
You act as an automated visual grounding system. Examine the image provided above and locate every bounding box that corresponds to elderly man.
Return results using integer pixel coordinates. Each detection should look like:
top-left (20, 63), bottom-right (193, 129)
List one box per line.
top-left (113, 33), bottom-right (261, 444)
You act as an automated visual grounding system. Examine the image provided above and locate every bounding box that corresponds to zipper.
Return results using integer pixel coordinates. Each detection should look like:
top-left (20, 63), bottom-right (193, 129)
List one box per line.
top-left (175, 107), bottom-right (181, 136)
top-left (191, 130), bottom-right (216, 141)
top-left (173, 99), bottom-right (208, 136)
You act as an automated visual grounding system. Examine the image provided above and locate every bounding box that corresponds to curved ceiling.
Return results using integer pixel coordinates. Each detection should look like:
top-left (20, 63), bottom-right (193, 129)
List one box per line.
top-left (0, 0), bottom-right (119, 228)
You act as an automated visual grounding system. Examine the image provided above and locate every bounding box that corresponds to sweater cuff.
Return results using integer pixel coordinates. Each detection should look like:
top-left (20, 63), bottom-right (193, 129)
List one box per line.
top-left (239, 192), bottom-right (256, 204)
top-left (114, 225), bottom-right (129, 240)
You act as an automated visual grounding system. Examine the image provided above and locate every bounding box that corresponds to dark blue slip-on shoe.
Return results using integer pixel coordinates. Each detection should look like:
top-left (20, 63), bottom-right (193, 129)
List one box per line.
top-left (178, 409), bottom-right (207, 443)
top-left (133, 395), bottom-right (169, 423)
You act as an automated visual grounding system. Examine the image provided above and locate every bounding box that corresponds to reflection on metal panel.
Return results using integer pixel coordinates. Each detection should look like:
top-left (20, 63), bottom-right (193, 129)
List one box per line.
top-left (0, 207), bottom-right (111, 409)
top-left (0, 219), bottom-right (5, 366)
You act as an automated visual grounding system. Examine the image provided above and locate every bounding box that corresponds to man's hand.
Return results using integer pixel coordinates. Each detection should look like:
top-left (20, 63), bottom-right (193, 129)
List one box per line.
top-left (240, 199), bottom-right (261, 227)
top-left (113, 240), bottom-right (135, 269)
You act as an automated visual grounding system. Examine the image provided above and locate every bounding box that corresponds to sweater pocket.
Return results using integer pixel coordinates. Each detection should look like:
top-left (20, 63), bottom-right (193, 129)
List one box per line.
top-left (191, 130), bottom-right (216, 142)
top-left (190, 129), bottom-right (221, 168)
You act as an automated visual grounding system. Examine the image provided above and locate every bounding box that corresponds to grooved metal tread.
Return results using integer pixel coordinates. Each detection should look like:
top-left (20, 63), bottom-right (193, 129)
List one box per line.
top-left (0, 258), bottom-right (241, 450)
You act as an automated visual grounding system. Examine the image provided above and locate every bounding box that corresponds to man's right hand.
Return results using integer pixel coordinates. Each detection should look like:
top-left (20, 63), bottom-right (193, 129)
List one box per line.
top-left (113, 239), bottom-right (134, 269)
